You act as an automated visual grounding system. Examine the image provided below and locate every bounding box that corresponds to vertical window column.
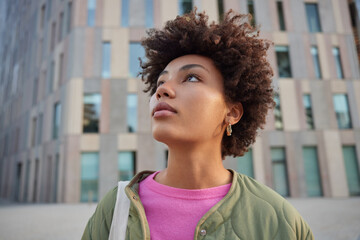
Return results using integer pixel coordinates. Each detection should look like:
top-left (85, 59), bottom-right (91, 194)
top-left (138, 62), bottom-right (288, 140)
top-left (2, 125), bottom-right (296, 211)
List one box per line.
top-left (118, 152), bottom-right (136, 181)
top-left (129, 42), bottom-right (145, 78)
top-left (102, 42), bottom-right (111, 78)
top-left (145, 0), bottom-right (154, 28)
top-left (310, 46), bottom-right (322, 79)
top-left (83, 93), bottom-right (102, 133)
top-left (342, 146), bottom-right (360, 196)
top-left (53, 102), bottom-right (61, 139)
top-left (236, 149), bottom-right (254, 178)
top-left (271, 148), bottom-right (289, 197)
top-left (67, 2), bottom-right (73, 33)
top-left (247, 0), bottom-right (256, 27)
top-left (303, 94), bottom-right (314, 129)
top-left (87, 0), bottom-right (97, 26)
top-left (333, 94), bottom-right (352, 129)
top-left (178, 0), bottom-right (192, 15)
top-left (127, 94), bottom-right (138, 132)
top-left (275, 46), bottom-right (292, 78)
top-left (302, 147), bottom-right (322, 196)
top-left (305, 3), bottom-right (322, 32)
top-left (276, 0), bottom-right (286, 31)
top-left (332, 47), bottom-right (344, 79)
top-left (274, 95), bottom-right (283, 130)
top-left (81, 153), bottom-right (99, 202)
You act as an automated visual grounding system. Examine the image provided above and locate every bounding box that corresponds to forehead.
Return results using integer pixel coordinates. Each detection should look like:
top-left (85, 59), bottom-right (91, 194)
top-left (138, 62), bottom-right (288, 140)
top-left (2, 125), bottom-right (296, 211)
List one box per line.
top-left (164, 54), bottom-right (218, 72)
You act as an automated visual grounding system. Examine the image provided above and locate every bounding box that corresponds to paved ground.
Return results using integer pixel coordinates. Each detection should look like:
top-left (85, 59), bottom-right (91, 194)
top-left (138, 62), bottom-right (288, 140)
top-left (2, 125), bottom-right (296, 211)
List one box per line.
top-left (0, 198), bottom-right (359, 240)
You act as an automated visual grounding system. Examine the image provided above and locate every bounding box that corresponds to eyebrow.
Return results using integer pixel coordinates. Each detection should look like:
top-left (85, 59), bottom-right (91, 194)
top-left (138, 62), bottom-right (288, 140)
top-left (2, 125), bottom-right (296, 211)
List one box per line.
top-left (158, 64), bottom-right (210, 77)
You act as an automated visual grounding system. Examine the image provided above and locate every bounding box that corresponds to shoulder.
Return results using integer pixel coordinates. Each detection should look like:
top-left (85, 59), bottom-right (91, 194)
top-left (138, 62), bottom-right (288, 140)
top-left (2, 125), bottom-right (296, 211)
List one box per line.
top-left (81, 186), bottom-right (118, 240)
top-left (234, 173), bottom-right (314, 239)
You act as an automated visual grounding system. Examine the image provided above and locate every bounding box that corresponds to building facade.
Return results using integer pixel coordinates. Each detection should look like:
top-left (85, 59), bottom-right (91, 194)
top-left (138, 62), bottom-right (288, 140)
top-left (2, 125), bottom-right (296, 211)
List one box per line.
top-left (0, 0), bottom-right (360, 203)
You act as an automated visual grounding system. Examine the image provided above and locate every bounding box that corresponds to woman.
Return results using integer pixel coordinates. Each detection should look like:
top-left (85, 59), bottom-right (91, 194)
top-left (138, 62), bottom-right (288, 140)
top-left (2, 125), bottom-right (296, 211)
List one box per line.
top-left (82, 10), bottom-right (313, 240)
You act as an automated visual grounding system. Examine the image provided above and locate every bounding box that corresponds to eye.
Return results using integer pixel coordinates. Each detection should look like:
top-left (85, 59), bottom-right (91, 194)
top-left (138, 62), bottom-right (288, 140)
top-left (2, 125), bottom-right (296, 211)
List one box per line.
top-left (186, 74), bottom-right (200, 82)
top-left (157, 80), bottom-right (165, 88)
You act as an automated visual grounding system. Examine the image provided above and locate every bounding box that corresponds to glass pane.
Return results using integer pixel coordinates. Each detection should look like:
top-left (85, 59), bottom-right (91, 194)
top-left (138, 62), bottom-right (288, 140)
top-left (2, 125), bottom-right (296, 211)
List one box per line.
top-left (272, 162), bottom-right (289, 196)
top-left (145, 0), bottom-right (154, 28)
top-left (129, 42), bottom-right (145, 78)
top-left (332, 47), bottom-right (344, 79)
top-left (333, 94), bottom-right (352, 129)
top-left (81, 153), bottom-right (99, 202)
top-left (179, 0), bottom-right (192, 15)
top-left (83, 93), bottom-right (102, 133)
top-left (274, 95), bottom-right (283, 130)
top-left (277, 1), bottom-right (286, 31)
top-left (303, 94), bottom-right (314, 129)
top-left (53, 102), bottom-right (61, 139)
top-left (87, 0), bottom-right (96, 26)
top-left (121, 0), bottom-right (129, 27)
top-left (127, 94), bottom-right (137, 132)
top-left (118, 152), bottom-right (135, 181)
top-left (247, 0), bottom-right (256, 26)
top-left (218, 0), bottom-right (224, 22)
top-left (311, 46), bottom-right (322, 79)
top-left (275, 46), bottom-right (292, 78)
top-left (237, 149), bottom-right (254, 178)
top-left (305, 3), bottom-right (321, 32)
top-left (102, 42), bottom-right (111, 78)
top-left (303, 147), bottom-right (322, 196)
top-left (342, 146), bottom-right (360, 196)
top-left (67, 2), bottom-right (72, 33)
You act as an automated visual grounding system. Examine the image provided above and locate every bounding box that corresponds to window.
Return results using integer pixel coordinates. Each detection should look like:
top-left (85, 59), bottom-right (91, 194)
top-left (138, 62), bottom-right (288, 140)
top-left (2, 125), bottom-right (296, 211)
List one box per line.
top-left (333, 94), bottom-right (352, 129)
top-left (81, 152), bottom-right (99, 202)
top-left (31, 117), bottom-right (37, 147)
top-left (218, 0), bottom-right (224, 22)
top-left (342, 146), bottom-right (360, 196)
top-left (49, 61), bottom-right (55, 93)
top-left (102, 42), bottom-right (111, 78)
top-left (118, 152), bottom-right (136, 181)
top-left (37, 113), bottom-right (43, 145)
top-left (121, 0), bottom-right (130, 27)
top-left (127, 94), bottom-right (137, 132)
top-left (247, 0), bottom-right (256, 27)
top-left (332, 47), bottom-right (344, 79)
top-left (271, 147), bottom-right (289, 197)
top-left (50, 21), bottom-right (56, 51)
top-left (53, 102), bottom-right (61, 139)
top-left (83, 93), bottom-right (102, 133)
top-left (53, 153), bottom-right (60, 202)
top-left (303, 147), bottom-right (322, 197)
top-left (303, 94), bottom-right (314, 129)
top-left (129, 42), bottom-right (145, 78)
top-left (24, 160), bottom-right (30, 202)
top-left (274, 94), bottom-right (283, 130)
top-left (40, 4), bottom-right (46, 29)
top-left (275, 46), bottom-right (292, 78)
top-left (58, 12), bottom-right (64, 42)
top-left (33, 159), bottom-right (40, 202)
top-left (32, 78), bottom-right (38, 105)
top-left (305, 3), bottom-right (321, 32)
top-left (311, 46), bottom-right (322, 79)
top-left (145, 0), bottom-right (154, 28)
top-left (237, 149), bottom-right (254, 178)
top-left (67, 1), bottom-right (72, 33)
top-left (277, 0), bottom-right (286, 31)
top-left (87, 0), bottom-right (96, 26)
top-left (58, 53), bottom-right (64, 86)
top-left (179, 0), bottom-right (192, 15)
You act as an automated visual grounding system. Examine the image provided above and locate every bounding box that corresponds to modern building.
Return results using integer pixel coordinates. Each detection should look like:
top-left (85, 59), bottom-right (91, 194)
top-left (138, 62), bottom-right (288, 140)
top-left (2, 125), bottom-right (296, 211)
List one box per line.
top-left (0, 0), bottom-right (360, 203)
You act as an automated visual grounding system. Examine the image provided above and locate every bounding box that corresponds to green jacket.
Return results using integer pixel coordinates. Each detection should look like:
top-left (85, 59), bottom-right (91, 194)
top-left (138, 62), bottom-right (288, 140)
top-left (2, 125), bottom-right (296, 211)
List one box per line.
top-left (82, 170), bottom-right (314, 239)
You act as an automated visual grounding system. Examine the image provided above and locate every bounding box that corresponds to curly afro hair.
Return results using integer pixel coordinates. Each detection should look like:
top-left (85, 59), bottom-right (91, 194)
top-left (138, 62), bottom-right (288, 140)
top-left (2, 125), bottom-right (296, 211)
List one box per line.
top-left (140, 10), bottom-right (275, 158)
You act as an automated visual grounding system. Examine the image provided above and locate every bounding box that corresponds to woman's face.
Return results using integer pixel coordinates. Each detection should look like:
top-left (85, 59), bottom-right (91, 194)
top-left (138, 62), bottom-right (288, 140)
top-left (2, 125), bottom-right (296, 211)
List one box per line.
top-left (149, 54), bottom-right (228, 145)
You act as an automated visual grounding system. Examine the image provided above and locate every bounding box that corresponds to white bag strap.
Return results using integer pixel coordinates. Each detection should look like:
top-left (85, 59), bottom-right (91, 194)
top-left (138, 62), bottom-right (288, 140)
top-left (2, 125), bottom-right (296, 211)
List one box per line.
top-left (108, 181), bottom-right (131, 240)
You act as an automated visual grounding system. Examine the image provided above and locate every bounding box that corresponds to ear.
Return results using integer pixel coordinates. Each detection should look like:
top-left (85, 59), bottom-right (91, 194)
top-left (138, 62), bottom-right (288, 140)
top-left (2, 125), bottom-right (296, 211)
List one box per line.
top-left (226, 102), bottom-right (243, 125)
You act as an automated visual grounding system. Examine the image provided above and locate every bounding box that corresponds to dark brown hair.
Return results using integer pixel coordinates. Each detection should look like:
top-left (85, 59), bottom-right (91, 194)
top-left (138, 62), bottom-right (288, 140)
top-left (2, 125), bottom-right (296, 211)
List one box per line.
top-left (140, 10), bottom-right (275, 157)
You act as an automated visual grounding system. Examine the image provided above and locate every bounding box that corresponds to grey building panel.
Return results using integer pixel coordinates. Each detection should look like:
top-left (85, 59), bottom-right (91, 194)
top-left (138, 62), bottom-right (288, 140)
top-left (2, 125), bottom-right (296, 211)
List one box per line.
top-left (83, 78), bottom-right (101, 93)
top-left (68, 29), bottom-right (85, 78)
top-left (310, 81), bottom-right (336, 129)
top-left (288, 32), bottom-right (308, 78)
top-left (93, 29), bottom-right (102, 78)
top-left (289, 0), bottom-right (307, 32)
top-left (267, 131), bottom-right (286, 146)
top-left (99, 134), bottom-right (118, 199)
top-left (109, 79), bottom-right (127, 133)
top-left (318, 0), bottom-right (337, 33)
top-left (254, 0), bottom-right (272, 31)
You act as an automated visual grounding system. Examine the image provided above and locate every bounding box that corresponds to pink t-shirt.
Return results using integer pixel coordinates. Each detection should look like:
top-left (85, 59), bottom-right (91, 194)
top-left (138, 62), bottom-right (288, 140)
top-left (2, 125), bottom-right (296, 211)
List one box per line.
top-left (138, 172), bottom-right (231, 240)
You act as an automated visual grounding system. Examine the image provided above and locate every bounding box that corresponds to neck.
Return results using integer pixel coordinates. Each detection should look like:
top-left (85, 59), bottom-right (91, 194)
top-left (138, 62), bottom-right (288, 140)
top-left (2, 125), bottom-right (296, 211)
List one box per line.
top-left (155, 142), bottom-right (232, 189)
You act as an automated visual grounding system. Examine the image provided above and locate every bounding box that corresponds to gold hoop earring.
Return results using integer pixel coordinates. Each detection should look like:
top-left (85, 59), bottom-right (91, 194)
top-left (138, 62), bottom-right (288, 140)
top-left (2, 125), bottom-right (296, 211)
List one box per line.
top-left (226, 123), bottom-right (232, 136)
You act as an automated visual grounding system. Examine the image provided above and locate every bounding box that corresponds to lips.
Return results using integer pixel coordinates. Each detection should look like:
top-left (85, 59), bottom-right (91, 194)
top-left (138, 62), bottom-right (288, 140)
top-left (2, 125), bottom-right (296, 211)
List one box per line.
top-left (152, 102), bottom-right (177, 116)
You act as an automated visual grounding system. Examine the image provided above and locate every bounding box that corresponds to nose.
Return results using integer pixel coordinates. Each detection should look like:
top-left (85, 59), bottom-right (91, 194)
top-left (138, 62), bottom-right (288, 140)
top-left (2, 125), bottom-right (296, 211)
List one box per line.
top-left (155, 81), bottom-right (175, 100)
